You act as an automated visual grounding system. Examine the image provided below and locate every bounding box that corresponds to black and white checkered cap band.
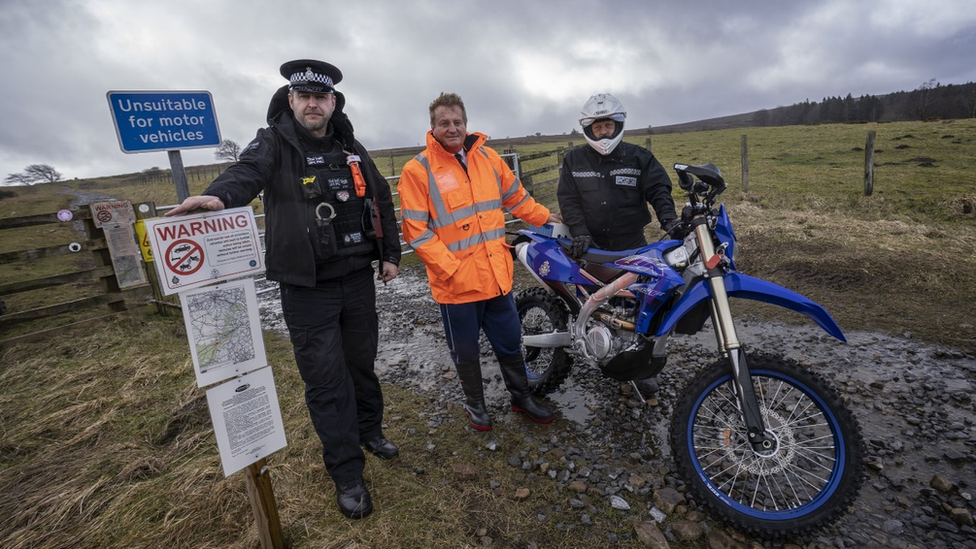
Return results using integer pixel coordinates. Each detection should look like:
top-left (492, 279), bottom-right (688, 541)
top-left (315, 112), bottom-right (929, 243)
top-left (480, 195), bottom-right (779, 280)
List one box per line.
top-left (290, 67), bottom-right (334, 88)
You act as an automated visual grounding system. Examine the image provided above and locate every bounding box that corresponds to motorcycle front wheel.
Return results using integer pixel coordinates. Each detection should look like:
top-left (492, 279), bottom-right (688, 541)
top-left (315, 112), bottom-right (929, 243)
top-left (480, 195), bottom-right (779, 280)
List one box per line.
top-left (670, 354), bottom-right (863, 538)
top-left (515, 287), bottom-right (573, 395)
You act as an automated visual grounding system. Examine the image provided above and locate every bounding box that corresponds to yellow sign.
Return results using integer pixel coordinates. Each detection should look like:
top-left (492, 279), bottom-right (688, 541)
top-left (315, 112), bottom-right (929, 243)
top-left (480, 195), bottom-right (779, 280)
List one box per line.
top-left (135, 219), bottom-right (154, 262)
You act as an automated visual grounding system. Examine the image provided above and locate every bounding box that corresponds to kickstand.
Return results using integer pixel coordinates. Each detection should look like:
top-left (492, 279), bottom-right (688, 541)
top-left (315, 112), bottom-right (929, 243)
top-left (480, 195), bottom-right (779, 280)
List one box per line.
top-left (630, 380), bottom-right (646, 404)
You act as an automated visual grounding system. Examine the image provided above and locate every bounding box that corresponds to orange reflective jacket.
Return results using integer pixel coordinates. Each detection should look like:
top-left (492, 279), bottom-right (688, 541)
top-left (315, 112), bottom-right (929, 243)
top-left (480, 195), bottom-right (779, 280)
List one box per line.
top-left (399, 131), bottom-right (550, 304)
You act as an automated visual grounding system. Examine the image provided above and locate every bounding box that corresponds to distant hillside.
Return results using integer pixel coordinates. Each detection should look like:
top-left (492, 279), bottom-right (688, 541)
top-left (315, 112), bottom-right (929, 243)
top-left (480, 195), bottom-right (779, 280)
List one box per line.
top-left (637, 80), bottom-right (976, 136)
top-left (638, 111), bottom-right (762, 135)
top-left (297, 82), bottom-right (976, 159)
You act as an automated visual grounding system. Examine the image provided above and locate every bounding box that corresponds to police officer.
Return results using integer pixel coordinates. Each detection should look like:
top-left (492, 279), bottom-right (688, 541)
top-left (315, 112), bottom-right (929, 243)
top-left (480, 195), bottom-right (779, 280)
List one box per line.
top-left (557, 93), bottom-right (685, 395)
top-left (166, 60), bottom-right (401, 520)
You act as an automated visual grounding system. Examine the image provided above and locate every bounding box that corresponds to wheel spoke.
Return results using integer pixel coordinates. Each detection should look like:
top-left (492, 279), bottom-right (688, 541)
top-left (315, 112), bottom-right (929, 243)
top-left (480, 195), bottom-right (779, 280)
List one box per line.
top-left (675, 356), bottom-right (862, 535)
top-left (686, 365), bottom-right (854, 517)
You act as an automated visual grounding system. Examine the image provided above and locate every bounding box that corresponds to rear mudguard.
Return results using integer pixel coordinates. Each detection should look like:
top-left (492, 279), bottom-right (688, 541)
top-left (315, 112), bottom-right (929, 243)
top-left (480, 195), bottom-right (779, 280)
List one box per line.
top-left (653, 273), bottom-right (846, 342)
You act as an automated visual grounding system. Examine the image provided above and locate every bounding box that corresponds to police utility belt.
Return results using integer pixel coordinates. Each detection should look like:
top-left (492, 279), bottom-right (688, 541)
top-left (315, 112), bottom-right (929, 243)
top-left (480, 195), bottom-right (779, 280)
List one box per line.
top-left (300, 149), bottom-right (382, 262)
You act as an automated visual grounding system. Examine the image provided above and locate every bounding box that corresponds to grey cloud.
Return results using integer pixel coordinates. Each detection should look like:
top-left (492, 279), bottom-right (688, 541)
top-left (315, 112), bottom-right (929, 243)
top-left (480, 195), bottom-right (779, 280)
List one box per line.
top-left (1, 0), bottom-right (975, 183)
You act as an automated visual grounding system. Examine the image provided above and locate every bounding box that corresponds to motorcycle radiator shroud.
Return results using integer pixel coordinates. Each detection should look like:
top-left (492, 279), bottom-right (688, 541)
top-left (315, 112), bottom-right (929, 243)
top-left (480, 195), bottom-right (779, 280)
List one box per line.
top-left (518, 229), bottom-right (684, 381)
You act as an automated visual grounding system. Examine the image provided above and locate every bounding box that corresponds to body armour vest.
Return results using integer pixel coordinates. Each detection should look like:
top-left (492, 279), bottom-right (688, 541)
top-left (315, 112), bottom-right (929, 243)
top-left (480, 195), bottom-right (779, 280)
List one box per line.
top-left (301, 143), bottom-right (376, 263)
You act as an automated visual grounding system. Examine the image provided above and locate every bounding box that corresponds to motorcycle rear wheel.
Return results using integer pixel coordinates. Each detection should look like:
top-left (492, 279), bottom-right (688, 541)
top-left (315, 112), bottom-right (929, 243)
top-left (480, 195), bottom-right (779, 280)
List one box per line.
top-left (515, 287), bottom-right (573, 395)
top-left (669, 354), bottom-right (863, 538)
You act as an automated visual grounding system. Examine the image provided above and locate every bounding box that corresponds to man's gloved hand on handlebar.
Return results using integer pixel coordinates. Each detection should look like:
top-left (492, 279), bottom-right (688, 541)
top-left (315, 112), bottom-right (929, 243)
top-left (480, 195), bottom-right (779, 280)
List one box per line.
top-left (569, 234), bottom-right (592, 258)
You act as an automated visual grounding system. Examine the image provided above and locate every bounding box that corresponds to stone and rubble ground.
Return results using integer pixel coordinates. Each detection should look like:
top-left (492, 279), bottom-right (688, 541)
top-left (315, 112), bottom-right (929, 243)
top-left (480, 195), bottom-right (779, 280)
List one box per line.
top-left (258, 271), bottom-right (976, 549)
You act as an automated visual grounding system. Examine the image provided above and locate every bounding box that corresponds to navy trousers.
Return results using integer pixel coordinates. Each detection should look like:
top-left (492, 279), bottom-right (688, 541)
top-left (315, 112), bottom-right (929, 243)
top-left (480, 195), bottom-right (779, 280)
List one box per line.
top-left (279, 267), bottom-right (384, 484)
top-left (439, 292), bottom-right (522, 365)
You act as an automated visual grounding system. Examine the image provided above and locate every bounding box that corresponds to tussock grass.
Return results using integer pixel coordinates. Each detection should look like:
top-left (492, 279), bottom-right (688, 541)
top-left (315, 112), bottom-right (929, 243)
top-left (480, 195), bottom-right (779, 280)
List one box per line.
top-left (2, 118), bottom-right (976, 547)
top-left (1, 312), bottom-right (639, 549)
top-left (723, 200), bottom-right (976, 348)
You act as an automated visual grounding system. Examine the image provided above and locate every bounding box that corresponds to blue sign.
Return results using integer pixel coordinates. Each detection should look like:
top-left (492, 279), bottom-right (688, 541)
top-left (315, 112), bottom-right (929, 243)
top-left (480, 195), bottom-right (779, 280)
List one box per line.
top-left (107, 90), bottom-right (222, 153)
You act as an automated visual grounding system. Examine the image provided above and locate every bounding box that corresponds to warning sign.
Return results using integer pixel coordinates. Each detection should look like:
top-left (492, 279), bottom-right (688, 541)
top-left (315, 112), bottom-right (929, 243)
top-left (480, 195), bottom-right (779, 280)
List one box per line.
top-left (135, 220), bottom-right (153, 262)
top-left (143, 207), bottom-right (265, 295)
top-left (166, 239), bottom-right (204, 276)
top-left (88, 200), bottom-right (148, 290)
top-left (91, 200), bottom-right (137, 228)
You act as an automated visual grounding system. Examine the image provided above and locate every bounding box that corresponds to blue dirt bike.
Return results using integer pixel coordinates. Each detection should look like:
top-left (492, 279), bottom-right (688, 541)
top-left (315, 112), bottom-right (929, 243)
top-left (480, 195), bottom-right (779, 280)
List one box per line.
top-left (512, 162), bottom-right (862, 537)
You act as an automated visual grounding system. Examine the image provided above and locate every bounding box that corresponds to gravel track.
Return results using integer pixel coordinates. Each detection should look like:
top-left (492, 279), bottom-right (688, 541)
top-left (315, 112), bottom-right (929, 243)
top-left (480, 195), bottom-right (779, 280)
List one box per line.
top-left (260, 271), bottom-right (976, 548)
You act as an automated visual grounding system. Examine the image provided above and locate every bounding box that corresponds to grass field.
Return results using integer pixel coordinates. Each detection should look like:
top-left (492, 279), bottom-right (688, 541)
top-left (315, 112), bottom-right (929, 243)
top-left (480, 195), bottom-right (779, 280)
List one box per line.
top-left (1, 118), bottom-right (975, 548)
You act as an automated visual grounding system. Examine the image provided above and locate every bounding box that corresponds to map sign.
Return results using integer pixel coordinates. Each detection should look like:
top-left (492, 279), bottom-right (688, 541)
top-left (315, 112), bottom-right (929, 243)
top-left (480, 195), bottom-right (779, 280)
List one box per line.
top-left (179, 277), bottom-right (267, 387)
top-left (206, 366), bottom-right (287, 477)
top-left (144, 207), bottom-right (265, 295)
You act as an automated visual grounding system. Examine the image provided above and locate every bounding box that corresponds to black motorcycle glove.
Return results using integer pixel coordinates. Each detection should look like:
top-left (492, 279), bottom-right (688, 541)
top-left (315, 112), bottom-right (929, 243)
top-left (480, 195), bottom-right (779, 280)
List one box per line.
top-left (569, 234), bottom-right (592, 258)
top-left (662, 218), bottom-right (689, 239)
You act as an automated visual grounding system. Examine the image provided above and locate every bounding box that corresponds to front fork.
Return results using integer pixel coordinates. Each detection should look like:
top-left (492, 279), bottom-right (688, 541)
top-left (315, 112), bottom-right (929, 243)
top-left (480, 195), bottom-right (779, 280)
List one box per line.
top-left (694, 221), bottom-right (774, 453)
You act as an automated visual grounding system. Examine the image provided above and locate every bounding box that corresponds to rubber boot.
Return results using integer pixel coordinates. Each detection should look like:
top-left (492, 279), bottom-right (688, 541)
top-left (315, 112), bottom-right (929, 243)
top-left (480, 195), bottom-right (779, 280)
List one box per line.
top-left (454, 362), bottom-right (492, 431)
top-left (497, 354), bottom-right (554, 424)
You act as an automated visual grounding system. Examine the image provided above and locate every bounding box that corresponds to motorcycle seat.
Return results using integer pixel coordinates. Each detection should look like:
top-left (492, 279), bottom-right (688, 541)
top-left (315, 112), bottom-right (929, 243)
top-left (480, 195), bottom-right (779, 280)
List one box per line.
top-left (579, 248), bottom-right (641, 264)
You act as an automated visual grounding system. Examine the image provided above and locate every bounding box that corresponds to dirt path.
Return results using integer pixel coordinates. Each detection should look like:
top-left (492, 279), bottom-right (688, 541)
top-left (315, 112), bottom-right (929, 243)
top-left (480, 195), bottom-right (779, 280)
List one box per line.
top-left (258, 270), bottom-right (976, 547)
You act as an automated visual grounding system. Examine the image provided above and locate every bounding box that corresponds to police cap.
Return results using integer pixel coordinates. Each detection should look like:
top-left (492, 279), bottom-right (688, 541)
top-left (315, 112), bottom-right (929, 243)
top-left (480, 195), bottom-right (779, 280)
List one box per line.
top-left (279, 59), bottom-right (343, 93)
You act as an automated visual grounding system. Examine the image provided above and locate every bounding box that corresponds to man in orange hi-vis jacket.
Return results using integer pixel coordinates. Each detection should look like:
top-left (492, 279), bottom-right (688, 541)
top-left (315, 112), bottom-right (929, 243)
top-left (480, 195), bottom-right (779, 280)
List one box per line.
top-left (398, 92), bottom-right (561, 432)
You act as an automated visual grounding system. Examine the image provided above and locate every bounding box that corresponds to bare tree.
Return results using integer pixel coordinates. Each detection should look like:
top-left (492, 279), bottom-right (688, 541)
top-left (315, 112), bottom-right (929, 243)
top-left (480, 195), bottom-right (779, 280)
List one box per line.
top-left (907, 78), bottom-right (940, 120)
top-left (214, 139), bottom-right (241, 163)
top-left (4, 173), bottom-right (33, 186)
top-left (25, 164), bottom-right (62, 183)
top-left (4, 164), bottom-right (62, 186)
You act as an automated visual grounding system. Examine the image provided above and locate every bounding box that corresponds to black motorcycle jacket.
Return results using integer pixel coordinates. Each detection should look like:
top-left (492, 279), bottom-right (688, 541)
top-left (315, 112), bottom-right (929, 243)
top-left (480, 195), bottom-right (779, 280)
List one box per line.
top-left (557, 141), bottom-right (677, 251)
top-left (201, 85), bottom-right (400, 287)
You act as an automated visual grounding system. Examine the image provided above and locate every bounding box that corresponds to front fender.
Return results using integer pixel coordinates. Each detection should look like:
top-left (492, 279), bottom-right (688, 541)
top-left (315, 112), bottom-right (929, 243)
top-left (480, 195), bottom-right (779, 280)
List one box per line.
top-left (655, 273), bottom-right (846, 342)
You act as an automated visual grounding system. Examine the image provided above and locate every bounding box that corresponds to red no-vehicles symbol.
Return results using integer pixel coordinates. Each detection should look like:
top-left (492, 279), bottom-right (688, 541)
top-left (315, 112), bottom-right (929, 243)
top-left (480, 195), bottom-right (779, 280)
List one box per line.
top-left (165, 239), bottom-right (204, 276)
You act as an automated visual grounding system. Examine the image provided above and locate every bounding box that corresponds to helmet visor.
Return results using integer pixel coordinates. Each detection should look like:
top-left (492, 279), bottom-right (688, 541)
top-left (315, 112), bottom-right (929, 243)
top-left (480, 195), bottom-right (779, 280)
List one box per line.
top-left (580, 113), bottom-right (626, 128)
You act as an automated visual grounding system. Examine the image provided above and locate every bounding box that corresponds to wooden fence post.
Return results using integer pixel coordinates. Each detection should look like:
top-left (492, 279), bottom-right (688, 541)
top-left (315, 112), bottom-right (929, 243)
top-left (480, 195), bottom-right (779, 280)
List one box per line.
top-left (864, 131), bottom-right (876, 196)
top-left (245, 459), bottom-right (285, 549)
top-left (135, 202), bottom-right (180, 316)
top-left (82, 217), bottom-right (126, 313)
top-left (741, 135), bottom-right (750, 193)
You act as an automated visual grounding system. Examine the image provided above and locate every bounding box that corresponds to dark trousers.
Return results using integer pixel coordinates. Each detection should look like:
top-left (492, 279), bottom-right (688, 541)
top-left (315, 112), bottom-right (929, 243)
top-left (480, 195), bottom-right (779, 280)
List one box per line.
top-left (439, 292), bottom-right (522, 365)
top-left (279, 267), bottom-right (384, 484)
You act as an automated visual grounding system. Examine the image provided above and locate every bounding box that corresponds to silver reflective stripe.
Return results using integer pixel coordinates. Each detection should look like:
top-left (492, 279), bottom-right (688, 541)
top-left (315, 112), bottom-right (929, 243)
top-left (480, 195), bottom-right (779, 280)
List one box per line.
top-left (446, 227), bottom-right (506, 253)
top-left (417, 154), bottom-right (455, 224)
top-left (426, 200), bottom-right (503, 229)
top-left (507, 192), bottom-right (531, 212)
top-left (478, 147), bottom-right (503, 193)
top-left (479, 198), bottom-right (502, 211)
top-left (408, 228), bottom-right (436, 249)
top-left (415, 149), bottom-right (508, 253)
top-left (477, 147), bottom-right (515, 211)
top-left (501, 178), bottom-right (521, 201)
top-left (400, 208), bottom-right (429, 222)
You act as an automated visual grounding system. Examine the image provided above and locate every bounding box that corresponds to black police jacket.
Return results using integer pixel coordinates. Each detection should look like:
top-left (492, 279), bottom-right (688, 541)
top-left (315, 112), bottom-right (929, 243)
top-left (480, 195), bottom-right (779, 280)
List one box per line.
top-left (201, 86), bottom-right (400, 287)
top-left (556, 141), bottom-right (678, 251)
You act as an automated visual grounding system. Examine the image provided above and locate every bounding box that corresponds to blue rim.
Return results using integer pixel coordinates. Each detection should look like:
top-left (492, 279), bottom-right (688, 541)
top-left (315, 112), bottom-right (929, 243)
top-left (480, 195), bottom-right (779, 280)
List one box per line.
top-left (685, 368), bottom-right (847, 521)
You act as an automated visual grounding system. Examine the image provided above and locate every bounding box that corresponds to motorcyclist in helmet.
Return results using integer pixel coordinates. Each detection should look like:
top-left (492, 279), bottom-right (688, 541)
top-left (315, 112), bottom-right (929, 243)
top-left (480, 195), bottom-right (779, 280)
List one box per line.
top-left (579, 93), bottom-right (628, 156)
top-left (557, 93), bottom-right (685, 396)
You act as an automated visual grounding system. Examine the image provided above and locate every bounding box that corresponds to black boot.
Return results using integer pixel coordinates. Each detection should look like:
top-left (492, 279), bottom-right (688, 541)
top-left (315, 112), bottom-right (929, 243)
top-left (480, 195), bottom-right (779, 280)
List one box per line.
top-left (497, 354), bottom-right (554, 424)
top-left (455, 362), bottom-right (492, 431)
top-left (335, 476), bottom-right (373, 519)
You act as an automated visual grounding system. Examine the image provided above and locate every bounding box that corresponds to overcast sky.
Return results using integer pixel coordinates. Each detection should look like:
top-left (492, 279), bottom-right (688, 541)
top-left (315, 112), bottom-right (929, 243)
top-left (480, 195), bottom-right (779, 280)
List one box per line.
top-left (2, 0), bottom-right (975, 184)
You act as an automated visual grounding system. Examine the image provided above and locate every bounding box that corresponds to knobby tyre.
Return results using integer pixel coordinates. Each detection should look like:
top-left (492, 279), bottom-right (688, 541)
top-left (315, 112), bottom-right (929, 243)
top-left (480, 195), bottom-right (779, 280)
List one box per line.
top-left (669, 353), bottom-right (863, 538)
top-left (515, 287), bottom-right (572, 396)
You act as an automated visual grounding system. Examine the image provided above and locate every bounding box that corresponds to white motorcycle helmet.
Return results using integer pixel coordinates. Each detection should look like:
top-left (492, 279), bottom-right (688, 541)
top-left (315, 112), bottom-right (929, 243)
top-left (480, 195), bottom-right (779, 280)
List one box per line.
top-left (579, 93), bottom-right (627, 155)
